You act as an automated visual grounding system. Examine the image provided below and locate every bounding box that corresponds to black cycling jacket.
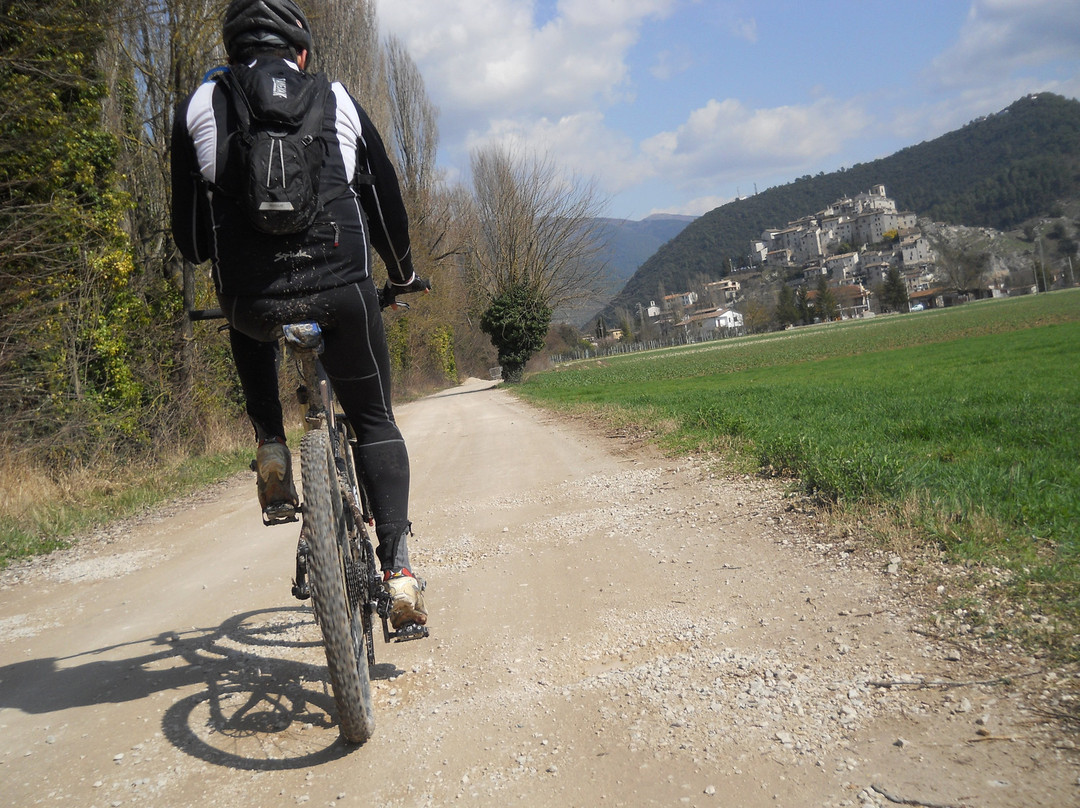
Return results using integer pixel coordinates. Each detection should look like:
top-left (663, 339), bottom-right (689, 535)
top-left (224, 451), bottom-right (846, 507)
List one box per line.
top-left (170, 59), bottom-right (415, 297)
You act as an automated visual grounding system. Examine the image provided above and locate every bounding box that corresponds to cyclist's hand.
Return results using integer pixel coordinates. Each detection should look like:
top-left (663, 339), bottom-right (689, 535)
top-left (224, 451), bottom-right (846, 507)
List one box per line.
top-left (380, 275), bottom-right (431, 309)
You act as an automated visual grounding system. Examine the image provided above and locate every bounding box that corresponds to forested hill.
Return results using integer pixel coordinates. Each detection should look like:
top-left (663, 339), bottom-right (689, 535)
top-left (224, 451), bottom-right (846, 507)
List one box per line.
top-left (600, 92), bottom-right (1080, 320)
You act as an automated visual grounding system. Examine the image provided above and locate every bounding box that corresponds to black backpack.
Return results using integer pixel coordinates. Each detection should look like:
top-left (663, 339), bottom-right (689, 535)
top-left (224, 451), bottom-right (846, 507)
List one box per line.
top-left (216, 63), bottom-right (331, 235)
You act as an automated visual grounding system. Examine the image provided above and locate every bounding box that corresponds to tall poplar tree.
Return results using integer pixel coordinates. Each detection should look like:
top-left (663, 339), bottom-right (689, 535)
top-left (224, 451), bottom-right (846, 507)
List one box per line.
top-left (881, 266), bottom-right (909, 312)
top-left (775, 284), bottom-right (799, 327)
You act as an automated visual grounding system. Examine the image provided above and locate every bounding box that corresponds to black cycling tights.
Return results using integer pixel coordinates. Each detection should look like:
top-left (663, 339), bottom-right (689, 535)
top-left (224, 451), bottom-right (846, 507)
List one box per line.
top-left (219, 279), bottom-right (412, 572)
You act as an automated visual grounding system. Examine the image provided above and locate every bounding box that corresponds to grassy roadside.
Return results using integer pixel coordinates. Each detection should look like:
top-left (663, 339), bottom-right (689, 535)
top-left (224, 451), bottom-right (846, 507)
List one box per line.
top-left (518, 290), bottom-right (1080, 662)
top-left (0, 443), bottom-right (256, 568)
top-left (0, 369), bottom-right (458, 569)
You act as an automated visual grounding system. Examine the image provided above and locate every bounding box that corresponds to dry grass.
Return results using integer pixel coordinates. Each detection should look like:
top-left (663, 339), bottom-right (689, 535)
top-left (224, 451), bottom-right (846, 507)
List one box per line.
top-left (0, 452), bottom-right (67, 519)
top-left (0, 414), bottom-right (253, 567)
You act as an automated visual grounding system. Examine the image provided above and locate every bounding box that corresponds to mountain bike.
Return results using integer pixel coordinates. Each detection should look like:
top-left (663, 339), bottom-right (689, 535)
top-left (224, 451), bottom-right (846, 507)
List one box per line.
top-left (189, 281), bottom-right (428, 744)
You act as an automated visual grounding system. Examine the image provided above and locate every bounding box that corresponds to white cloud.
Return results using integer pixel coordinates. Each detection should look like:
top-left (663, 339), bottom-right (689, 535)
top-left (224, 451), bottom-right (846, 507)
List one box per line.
top-left (729, 17), bottom-right (758, 44)
top-left (375, 0), bottom-right (674, 115)
top-left (463, 111), bottom-right (648, 195)
top-left (473, 96), bottom-right (874, 218)
top-left (648, 194), bottom-right (731, 218)
top-left (650, 49), bottom-right (693, 80)
top-left (374, 0), bottom-right (682, 212)
top-left (930, 0), bottom-right (1080, 87)
top-left (881, 0), bottom-right (1080, 154)
top-left (558, 0), bottom-right (676, 28)
top-left (889, 73), bottom-right (1080, 145)
top-left (641, 97), bottom-right (871, 189)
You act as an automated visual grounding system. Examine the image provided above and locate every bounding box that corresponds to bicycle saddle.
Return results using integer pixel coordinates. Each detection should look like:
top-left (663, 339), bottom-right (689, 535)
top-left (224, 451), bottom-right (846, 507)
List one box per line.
top-left (281, 321), bottom-right (323, 351)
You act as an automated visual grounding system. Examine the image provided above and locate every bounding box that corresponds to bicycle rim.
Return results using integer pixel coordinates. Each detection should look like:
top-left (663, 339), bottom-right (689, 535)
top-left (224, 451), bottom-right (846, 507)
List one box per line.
top-left (300, 429), bottom-right (375, 744)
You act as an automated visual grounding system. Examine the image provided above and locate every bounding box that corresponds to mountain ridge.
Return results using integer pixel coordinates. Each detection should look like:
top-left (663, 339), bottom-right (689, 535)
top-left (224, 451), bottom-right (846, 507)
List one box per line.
top-left (568, 214), bottom-right (695, 325)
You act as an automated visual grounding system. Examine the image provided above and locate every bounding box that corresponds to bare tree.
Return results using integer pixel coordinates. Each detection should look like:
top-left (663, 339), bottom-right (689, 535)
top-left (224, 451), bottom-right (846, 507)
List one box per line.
top-left (384, 34), bottom-right (437, 200)
top-left (928, 233), bottom-right (990, 293)
top-left (742, 294), bottom-right (774, 334)
top-left (467, 145), bottom-right (607, 309)
top-left (382, 33), bottom-right (465, 269)
top-left (111, 0), bottom-right (220, 274)
top-left (308, 0), bottom-right (388, 133)
top-left (465, 145), bottom-right (608, 381)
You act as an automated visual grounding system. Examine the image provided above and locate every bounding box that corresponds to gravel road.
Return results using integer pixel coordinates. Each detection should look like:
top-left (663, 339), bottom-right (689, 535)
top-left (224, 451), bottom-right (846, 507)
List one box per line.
top-left (1, 377), bottom-right (1077, 807)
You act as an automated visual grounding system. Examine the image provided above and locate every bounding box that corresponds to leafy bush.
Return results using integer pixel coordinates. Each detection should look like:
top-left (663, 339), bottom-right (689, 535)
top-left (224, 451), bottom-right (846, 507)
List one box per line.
top-left (480, 284), bottom-right (552, 383)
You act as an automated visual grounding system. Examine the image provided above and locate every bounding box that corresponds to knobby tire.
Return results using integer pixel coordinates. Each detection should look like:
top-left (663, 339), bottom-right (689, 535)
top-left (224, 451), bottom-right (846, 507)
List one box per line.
top-left (300, 428), bottom-right (375, 744)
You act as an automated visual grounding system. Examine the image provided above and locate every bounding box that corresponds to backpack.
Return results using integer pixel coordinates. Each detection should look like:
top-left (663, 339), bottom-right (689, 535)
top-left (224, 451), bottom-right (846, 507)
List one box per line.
top-left (215, 63), bottom-right (331, 235)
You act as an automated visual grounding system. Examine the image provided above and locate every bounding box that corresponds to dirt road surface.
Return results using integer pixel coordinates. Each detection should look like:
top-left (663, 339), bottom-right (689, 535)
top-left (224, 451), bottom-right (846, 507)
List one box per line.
top-left (2, 378), bottom-right (1077, 807)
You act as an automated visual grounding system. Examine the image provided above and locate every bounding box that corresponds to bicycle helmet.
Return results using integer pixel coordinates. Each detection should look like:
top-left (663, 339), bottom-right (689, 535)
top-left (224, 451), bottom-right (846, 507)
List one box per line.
top-left (223, 0), bottom-right (312, 59)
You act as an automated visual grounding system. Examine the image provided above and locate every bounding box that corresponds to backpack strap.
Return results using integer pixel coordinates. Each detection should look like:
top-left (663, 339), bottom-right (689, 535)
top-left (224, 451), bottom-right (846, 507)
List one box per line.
top-left (216, 69), bottom-right (254, 139)
top-left (205, 69), bottom-right (248, 197)
top-left (294, 72), bottom-right (330, 150)
top-left (202, 65), bottom-right (229, 84)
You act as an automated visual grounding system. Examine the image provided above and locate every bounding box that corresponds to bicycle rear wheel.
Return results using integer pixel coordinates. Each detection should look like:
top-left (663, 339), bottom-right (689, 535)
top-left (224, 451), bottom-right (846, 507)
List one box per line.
top-left (300, 428), bottom-right (375, 744)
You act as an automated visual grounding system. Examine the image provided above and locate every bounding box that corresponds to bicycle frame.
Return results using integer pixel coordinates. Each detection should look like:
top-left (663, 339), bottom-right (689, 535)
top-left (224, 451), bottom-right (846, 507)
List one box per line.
top-left (281, 321), bottom-right (425, 649)
top-left (187, 296), bottom-right (428, 743)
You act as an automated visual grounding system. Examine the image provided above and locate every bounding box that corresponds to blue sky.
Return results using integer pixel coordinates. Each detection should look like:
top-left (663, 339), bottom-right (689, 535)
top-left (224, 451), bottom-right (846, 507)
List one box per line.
top-left (372, 0), bottom-right (1080, 221)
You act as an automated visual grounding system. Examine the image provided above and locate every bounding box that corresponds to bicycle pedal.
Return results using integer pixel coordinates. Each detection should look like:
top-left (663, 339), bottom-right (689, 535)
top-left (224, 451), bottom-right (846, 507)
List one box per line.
top-left (262, 503), bottom-right (299, 526)
top-left (389, 622), bottom-right (429, 643)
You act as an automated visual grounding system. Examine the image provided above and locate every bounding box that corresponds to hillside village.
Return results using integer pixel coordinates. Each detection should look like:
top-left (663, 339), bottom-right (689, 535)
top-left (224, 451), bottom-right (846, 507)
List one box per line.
top-left (750, 184), bottom-right (936, 318)
top-left (588, 182), bottom-right (1076, 351)
top-left (747, 184), bottom-right (1075, 311)
top-left (598, 186), bottom-right (930, 343)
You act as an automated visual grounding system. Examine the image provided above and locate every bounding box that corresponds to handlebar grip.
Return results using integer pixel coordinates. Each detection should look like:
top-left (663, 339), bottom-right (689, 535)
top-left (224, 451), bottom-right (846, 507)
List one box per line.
top-left (188, 308), bottom-right (225, 321)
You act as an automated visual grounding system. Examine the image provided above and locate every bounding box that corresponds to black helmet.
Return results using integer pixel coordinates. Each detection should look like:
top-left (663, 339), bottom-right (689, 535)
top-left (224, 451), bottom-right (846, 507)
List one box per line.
top-left (223, 0), bottom-right (312, 59)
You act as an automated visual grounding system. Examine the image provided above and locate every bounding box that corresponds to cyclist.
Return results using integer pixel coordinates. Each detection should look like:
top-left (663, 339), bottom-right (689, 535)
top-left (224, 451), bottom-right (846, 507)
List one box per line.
top-left (170, 0), bottom-right (426, 630)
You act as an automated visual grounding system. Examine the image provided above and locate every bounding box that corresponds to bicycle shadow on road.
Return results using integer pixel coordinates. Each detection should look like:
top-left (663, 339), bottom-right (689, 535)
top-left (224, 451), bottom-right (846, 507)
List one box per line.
top-left (0, 605), bottom-right (404, 770)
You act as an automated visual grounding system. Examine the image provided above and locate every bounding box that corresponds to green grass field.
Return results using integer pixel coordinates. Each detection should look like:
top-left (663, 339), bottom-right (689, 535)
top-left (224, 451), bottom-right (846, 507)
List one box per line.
top-left (519, 290), bottom-right (1080, 653)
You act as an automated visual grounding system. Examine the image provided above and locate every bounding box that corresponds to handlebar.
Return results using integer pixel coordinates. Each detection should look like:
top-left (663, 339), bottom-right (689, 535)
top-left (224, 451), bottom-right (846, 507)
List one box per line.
top-left (188, 307), bottom-right (224, 321)
top-left (379, 276), bottom-right (431, 310)
top-left (187, 277), bottom-right (430, 322)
